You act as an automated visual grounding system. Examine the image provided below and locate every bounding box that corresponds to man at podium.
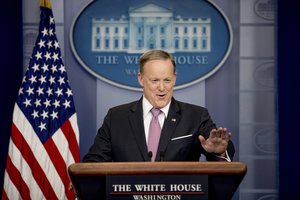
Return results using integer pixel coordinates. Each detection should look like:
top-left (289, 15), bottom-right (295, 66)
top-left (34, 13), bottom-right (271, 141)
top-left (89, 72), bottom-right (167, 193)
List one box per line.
top-left (83, 49), bottom-right (235, 162)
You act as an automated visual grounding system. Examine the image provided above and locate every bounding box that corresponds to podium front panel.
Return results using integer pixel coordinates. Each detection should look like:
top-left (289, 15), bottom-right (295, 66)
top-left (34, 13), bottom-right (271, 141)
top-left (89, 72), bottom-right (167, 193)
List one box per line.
top-left (68, 162), bottom-right (247, 200)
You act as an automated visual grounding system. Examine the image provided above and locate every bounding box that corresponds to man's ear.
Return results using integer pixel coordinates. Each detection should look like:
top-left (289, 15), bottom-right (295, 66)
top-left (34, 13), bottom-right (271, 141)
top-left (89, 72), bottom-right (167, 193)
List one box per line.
top-left (173, 73), bottom-right (177, 86)
top-left (137, 72), bottom-right (143, 87)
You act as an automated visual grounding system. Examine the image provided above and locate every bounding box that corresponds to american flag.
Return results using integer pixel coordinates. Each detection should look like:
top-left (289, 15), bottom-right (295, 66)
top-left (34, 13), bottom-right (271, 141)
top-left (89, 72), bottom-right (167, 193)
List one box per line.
top-left (2, 0), bottom-right (80, 199)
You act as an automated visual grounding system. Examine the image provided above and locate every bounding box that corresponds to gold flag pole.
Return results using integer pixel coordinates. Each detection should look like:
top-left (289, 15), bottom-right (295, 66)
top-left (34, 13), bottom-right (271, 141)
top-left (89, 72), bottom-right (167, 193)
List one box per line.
top-left (39, 0), bottom-right (52, 8)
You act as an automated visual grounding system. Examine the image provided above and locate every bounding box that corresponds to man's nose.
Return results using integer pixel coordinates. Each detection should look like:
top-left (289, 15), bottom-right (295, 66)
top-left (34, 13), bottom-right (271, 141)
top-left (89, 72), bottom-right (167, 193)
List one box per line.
top-left (158, 81), bottom-right (165, 91)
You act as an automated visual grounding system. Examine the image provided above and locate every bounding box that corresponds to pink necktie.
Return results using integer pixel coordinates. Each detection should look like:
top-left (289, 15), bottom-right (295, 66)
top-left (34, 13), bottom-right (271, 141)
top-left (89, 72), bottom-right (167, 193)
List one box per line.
top-left (148, 108), bottom-right (161, 161)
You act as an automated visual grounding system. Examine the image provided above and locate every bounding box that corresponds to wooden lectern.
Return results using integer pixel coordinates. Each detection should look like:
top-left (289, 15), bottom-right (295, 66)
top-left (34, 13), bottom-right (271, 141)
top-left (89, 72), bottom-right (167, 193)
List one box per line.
top-left (68, 162), bottom-right (247, 200)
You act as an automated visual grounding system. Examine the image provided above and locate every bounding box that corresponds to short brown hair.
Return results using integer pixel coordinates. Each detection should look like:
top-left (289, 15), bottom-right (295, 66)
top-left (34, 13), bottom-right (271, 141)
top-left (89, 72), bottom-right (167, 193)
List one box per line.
top-left (139, 50), bottom-right (176, 74)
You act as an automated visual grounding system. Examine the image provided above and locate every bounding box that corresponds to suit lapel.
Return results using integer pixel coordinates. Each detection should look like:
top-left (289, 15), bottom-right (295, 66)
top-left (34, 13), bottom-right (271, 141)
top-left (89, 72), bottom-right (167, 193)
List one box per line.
top-left (157, 99), bottom-right (181, 160)
top-left (128, 98), bottom-right (149, 161)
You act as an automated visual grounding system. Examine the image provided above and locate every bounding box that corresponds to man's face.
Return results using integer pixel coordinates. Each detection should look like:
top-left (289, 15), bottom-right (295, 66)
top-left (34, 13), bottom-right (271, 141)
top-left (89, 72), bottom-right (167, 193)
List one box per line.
top-left (138, 59), bottom-right (176, 108)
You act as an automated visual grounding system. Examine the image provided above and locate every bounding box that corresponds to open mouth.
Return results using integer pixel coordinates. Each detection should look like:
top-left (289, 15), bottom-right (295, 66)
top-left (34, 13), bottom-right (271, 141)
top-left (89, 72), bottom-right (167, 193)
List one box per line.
top-left (157, 94), bottom-right (166, 98)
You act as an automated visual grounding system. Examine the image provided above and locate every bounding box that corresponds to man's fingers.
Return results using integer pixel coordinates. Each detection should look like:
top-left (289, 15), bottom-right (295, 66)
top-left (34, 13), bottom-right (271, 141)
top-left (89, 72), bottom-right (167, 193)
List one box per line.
top-left (216, 127), bottom-right (226, 138)
top-left (198, 135), bottom-right (205, 144)
top-left (217, 128), bottom-right (231, 141)
top-left (225, 132), bottom-right (232, 141)
top-left (210, 129), bottom-right (218, 138)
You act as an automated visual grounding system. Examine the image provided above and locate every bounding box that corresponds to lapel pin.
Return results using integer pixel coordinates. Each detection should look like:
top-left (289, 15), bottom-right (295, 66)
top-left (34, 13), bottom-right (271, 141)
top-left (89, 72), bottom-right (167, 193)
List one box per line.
top-left (171, 118), bottom-right (176, 122)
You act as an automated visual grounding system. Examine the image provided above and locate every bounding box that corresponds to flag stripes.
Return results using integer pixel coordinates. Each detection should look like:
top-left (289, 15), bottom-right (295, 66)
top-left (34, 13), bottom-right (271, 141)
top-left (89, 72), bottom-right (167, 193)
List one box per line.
top-left (11, 124), bottom-right (58, 199)
top-left (4, 157), bottom-right (30, 199)
top-left (4, 103), bottom-right (79, 199)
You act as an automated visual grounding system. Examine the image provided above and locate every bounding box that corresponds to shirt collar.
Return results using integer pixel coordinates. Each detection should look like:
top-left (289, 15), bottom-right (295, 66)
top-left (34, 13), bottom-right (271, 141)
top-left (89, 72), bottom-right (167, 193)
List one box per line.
top-left (142, 96), bottom-right (171, 118)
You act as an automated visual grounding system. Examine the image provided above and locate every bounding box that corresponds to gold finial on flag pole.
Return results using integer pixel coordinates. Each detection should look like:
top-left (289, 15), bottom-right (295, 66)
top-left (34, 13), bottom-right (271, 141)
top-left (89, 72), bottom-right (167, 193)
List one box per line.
top-left (39, 0), bottom-right (52, 9)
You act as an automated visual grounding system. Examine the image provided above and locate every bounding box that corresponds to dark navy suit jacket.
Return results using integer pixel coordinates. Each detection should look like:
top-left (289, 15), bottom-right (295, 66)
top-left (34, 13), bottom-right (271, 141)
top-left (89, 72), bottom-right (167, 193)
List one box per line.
top-left (83, 97), bottom-right (235, 162)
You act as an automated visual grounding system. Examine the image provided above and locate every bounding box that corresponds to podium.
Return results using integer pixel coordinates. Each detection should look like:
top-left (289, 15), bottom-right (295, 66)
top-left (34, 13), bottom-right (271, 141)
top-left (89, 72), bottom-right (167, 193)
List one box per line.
top-left (68, 162), bottom-right (247, 200)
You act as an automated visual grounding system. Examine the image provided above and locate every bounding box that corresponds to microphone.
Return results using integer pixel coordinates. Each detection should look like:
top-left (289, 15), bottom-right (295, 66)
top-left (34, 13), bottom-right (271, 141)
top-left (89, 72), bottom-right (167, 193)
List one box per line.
top-left (159, 151), bottom-right (165, 162)
top-left (148, 151), bottom-right (153, 161)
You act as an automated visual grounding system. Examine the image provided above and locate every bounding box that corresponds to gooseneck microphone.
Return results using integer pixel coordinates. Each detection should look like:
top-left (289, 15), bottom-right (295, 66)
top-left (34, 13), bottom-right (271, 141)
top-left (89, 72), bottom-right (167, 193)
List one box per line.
top-left (148, 151), bottom-right (153, 161)
top-left (159, 151), bottom-right (165, 162)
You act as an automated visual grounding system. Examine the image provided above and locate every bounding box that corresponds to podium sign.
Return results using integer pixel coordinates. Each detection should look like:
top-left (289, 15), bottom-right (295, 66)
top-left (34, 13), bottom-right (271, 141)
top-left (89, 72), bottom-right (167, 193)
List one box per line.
top-left (107, 174), bottom-right (208, 200)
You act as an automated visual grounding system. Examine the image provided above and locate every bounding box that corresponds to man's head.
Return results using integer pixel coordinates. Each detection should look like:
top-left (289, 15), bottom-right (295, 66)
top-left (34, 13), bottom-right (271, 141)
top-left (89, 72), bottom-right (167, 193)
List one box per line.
top-left (138, 50), bottom-right (177, 109)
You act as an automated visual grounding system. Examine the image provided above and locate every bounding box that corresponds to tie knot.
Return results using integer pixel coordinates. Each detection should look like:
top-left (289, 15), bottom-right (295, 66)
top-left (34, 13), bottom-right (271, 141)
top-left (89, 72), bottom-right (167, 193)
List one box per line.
top-left (151, 108), bottom-right (161, 117)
